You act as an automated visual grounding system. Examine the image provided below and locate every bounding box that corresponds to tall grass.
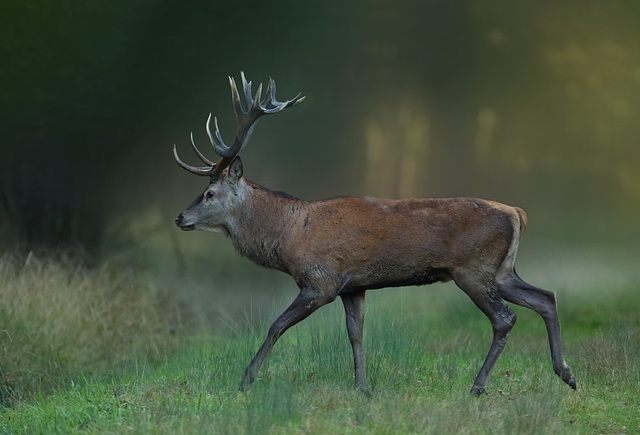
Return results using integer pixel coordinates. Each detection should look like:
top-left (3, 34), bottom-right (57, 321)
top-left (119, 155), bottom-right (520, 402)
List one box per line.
top-left (0, 252), bottom-right (179, 403)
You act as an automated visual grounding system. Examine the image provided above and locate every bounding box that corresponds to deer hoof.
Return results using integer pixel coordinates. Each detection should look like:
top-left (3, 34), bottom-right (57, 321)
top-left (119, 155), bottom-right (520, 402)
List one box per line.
top-left (239, 373), bottom-right (255, 392)
top-left (356, 385), bottom-right (372, 397)
top-left (565, 370), bottom-right (577, 390)
top-left (470, 385), bottom-right (486, 396)
top-left (560, 365), bottom-right (576, 390)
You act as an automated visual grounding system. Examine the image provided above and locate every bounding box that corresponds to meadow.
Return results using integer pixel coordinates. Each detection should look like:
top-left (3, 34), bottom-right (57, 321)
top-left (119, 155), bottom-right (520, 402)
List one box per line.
top-left (1, 239), bottom-right (639, 434)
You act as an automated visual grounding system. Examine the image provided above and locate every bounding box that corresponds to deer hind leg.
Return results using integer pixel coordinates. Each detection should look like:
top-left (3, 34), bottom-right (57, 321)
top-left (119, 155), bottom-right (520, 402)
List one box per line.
top-left (341, 291), bottom-right (367, 391)
top-left (454, 273), bottom-right (517, 395)
top-left (497, 271), bottom-right (576, 390)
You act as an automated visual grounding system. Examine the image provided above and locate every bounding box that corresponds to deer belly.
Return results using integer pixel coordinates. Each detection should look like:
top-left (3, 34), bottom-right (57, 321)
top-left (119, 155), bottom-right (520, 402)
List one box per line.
top-left (342, 266), bottom-right (452, 293)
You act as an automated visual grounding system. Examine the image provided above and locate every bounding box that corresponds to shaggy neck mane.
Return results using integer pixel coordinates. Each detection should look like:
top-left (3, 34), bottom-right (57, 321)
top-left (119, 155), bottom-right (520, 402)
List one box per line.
top-left (228, 181), bottom-right (305, 272)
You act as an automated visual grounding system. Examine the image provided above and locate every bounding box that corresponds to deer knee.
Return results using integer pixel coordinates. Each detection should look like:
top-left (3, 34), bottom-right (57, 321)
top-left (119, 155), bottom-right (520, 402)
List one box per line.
top-left (493, 304), bottom-right (517, 336)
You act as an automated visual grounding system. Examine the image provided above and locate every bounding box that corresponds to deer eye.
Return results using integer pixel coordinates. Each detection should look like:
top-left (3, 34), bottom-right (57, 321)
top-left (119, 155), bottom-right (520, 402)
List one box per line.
top-left (205, 191), bottom-right (215, 199)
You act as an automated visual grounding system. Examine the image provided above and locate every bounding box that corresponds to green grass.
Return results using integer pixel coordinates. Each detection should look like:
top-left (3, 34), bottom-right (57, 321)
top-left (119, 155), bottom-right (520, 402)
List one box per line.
top-left (1, 245), bottom-right (640, 434)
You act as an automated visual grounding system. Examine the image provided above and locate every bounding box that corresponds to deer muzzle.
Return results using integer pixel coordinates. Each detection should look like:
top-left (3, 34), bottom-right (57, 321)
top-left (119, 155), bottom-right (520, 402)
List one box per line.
top-left (175, 214), bottom-right (195, 231)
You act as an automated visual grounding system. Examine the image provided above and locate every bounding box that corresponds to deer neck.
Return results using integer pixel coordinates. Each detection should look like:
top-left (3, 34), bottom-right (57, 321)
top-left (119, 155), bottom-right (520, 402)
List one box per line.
top-left (226, 181), bottom-right (303, 273)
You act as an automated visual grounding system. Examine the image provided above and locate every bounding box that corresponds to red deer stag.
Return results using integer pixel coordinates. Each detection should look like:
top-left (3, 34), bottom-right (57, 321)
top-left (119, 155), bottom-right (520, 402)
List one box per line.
top-left (173, 72), bottom-right (576, 394)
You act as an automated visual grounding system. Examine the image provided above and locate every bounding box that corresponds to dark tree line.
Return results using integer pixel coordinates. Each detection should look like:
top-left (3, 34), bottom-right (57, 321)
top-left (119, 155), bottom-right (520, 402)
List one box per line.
top-left (1, 0), bottom-right (638, 254)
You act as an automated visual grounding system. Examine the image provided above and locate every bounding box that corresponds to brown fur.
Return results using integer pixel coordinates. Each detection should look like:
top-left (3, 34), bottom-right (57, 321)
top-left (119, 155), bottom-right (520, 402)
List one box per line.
top-left (234, 185), bottom-right (516, 293)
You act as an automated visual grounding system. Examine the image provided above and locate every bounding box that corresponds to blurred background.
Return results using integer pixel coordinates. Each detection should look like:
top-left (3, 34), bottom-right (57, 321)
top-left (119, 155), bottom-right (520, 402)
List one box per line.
top-left (1, 0), bottom-right (639, 270)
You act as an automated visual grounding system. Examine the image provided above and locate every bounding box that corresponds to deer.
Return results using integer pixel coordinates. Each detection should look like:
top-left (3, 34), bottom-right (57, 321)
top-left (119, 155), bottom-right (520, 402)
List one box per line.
top-left (172, 72), bottom-right (576, 395)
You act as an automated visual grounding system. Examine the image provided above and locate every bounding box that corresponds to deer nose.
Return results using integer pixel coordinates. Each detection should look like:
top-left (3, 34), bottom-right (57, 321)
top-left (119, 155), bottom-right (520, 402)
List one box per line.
top-left (175, 214), bottom-right (183, 227)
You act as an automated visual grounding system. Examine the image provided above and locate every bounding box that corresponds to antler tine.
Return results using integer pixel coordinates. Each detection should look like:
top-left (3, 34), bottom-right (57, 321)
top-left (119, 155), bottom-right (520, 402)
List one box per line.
top-left (262, 78), bottom-right (305, 113)
top-left (191, 129), bottom-right (215, 166)
top-left (213, 117), bottom-right (228, 149)
top-left (251, 82), bottom-right (264, 113)
top-left (229, 75), bottom-right (245, 118)
top-left (209, 116), bottom-right (241, 159)
top-left (287, 92), bottom-right (306, 107)
top-left (173, 145), bottom-right (214, 176)
top-left (261, 78), bottom-right (279, 112)
top-left (240, 71), bottom-right (253, 112)
top-left (206, 113), bottom-right (228, 155)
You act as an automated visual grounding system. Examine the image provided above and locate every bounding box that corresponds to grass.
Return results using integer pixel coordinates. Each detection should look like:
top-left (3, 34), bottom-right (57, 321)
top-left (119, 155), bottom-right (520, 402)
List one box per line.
top-left (1, 243), bottom-right (640, 434)
top-left (0, 252), bottom-right (179, 403)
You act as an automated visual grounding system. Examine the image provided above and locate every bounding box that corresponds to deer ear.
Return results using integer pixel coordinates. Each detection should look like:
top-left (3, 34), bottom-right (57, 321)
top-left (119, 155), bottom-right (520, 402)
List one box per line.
top-left (227, 156), bottom-right (243, 183)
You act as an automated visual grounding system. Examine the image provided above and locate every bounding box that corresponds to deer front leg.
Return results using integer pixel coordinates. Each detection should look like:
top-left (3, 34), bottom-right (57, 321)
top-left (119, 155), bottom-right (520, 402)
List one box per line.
top-left (341, 291), bottom-right (367, 391)
top-left (240, 288), bottom-right (329, 391)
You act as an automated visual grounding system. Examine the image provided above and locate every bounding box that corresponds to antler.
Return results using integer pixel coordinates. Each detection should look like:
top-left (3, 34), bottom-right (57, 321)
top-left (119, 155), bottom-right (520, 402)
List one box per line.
top-left (173, 72), bottom-right (305, 180)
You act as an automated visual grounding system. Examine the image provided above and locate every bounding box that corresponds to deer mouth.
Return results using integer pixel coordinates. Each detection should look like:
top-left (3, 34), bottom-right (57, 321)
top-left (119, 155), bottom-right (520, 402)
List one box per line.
top-left (175, 214), bottom-right (195, 231)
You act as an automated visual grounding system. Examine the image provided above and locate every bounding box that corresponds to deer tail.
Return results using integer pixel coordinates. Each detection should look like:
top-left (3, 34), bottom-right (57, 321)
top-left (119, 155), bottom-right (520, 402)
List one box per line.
top-left (514, 207), bottom-right (528, 235)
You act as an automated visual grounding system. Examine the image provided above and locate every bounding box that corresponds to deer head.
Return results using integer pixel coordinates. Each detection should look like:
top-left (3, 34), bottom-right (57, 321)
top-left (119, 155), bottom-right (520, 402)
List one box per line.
top-left (173, 72), bottom-right (304, 232)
